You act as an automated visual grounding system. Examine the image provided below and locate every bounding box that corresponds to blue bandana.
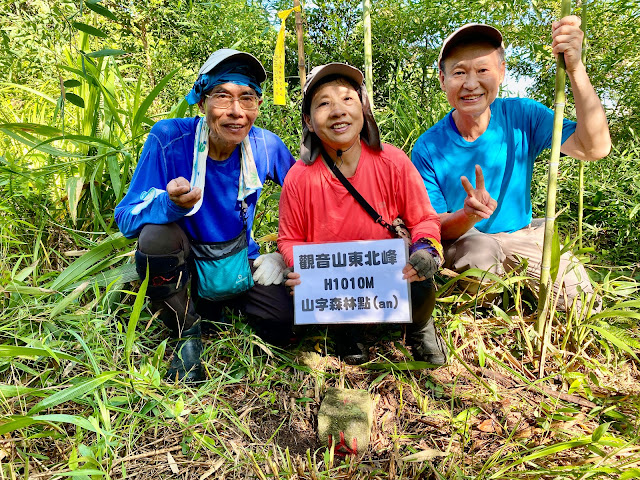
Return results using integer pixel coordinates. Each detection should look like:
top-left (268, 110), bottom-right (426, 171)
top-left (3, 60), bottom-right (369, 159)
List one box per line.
top-left (186, 63), bottom-right (263, 104)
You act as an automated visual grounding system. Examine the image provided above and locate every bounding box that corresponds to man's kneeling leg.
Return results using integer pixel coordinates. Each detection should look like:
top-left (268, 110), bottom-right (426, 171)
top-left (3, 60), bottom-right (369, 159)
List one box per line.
top-left (136, 224), bottom-right (204, 382)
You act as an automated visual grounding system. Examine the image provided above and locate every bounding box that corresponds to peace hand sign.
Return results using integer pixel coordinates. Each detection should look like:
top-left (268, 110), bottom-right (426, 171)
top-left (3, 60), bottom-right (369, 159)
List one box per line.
top-left (459, 165), bottom-right (497, 222)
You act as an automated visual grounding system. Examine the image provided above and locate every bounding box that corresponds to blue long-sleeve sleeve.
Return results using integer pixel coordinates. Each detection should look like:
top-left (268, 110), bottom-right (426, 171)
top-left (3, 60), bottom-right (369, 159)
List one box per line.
top-left (114, 121), bottom-right (194, 238)
top-left (114, 117), bottom-right (295, 257)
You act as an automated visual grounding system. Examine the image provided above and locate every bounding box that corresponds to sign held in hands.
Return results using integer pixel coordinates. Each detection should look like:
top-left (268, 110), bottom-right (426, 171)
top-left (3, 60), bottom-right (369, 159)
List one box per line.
top-left (292, 239), bottom-right (411, 325)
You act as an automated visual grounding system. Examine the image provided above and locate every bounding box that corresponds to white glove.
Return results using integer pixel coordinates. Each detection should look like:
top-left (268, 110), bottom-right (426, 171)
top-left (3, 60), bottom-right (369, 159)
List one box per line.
top-left (253, 253), bottom-right (287, 286)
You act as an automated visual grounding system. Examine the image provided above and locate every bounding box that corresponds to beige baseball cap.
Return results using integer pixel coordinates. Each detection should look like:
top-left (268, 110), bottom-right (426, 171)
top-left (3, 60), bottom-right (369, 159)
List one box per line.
top-left (438, 23), bottom-right (504, 70)
top-left (302, 63), bottom-right (364, 109)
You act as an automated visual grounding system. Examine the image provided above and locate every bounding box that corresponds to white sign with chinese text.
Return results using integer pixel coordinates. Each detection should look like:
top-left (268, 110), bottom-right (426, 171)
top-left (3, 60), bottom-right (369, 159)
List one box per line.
top-left (292, 239), bottom-right (411, 325)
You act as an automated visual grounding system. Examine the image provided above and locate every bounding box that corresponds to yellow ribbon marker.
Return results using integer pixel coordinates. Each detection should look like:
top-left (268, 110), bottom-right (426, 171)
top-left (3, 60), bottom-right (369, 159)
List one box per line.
top-left (273, 5), bottom-right (301, 106)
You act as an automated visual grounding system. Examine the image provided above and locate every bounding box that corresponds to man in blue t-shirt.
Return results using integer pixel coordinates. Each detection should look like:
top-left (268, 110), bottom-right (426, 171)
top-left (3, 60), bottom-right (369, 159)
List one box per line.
top-left (412, 16), bottom-right (610, 309)
top-left (115, 50), bottom-right (296, 382)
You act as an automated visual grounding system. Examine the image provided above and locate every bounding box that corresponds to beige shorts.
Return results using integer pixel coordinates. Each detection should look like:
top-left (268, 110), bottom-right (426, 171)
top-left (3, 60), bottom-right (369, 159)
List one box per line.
top-left (443, 219), bottom-right (595, 311)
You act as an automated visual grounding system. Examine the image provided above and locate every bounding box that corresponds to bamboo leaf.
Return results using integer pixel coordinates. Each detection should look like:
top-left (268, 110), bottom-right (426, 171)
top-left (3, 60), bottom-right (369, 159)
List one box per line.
top-left (0, 346), bottom-right (77, 363)
top-left (49, 281), bottom-right (90, 319)
top-left (1, 283), bottom-right (55, 296)
top-left (0, 416), bottom-right (35, 435)
top-left (589, 310), bottom-right (640, 322)
top-left (492, 305), bottom-right (514, 326)
top-left (586, 325), bottom-right (639, 360)
top-left (0, 122), bottom-right (62, 137)
top-left (56, 470), bottom-right (106, 477)
top-left (0, 414), bottom-right (103, 435)
top-left (63, 79), bottom-right (82, 88)
top-left (490, 438), bottom-right (593, 479)
top-left (0, 128), bottom-right (83, 158)
top-left (72, 22), bottom-right (108, 38)
top-left (66, 176), bottom-right (85, 224)
top-left (0, 385), bottom-right (41, 398)
top-left (86, 48), bottom-right (128, 58)
top-left (125, 264), bottom-right (149, 370)
top-left (84, 1), bottom-right (118, 21)
top-left (64, 92), bottom-right (85, 108)
top-left (49, 234), bottom-right (133, 291)
top-left (57, 65), bottom-right (96, 86)
top-left (609, 300), bottom-right (640, 309)
top-left (477, 337), bottom-right (486, 368)
top-left (132, 68), bottom-right (180, 133)
top-left (68, 330), bottom-right (101, 375)
top-left (66, 262), bottom-right (138, 290)
top-left (592, 422), bottom-right (611, 442)
top-left (36, 414), bottom-right (103, 434)
top-left (151, 340), bottom-right (167, 370)
top-left (90, 73), bottom-right (126, 132)
top-left (620, 469), bottom-right (640, 479)
top-left (0, 82), bottom-right (56, 103)
top-left (33, 134), bottom-right (117, 150)
top-left (27, 372), bottom-right (119, 415)
top-left (107, 154), bottom-right (122, 197)
top-left (167, 98), bottom-right (189, 119)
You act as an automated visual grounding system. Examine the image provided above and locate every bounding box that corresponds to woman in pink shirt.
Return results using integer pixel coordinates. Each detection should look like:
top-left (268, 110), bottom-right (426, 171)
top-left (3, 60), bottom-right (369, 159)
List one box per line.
top-left (278, 63), bottom-right (447, 365)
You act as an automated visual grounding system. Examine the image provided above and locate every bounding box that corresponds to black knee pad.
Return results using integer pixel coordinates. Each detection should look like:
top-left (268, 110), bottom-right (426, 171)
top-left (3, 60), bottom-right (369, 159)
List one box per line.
top-left (135, 250), bottom-right (190, 299)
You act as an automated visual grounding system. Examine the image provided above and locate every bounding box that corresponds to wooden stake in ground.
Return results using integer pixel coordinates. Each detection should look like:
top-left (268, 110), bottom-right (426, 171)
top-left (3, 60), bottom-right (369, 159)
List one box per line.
top-left (363, 0), bottom-right (374, 106)
top-left (294, 0), bottom-right (306, 87)
top-left (536, 0), bottom-right (572, 376)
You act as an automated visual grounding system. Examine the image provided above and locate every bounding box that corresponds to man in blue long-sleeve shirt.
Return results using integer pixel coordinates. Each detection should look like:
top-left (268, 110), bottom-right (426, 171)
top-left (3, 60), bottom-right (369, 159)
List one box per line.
top-left (116, 49), bottom-right (295, 382)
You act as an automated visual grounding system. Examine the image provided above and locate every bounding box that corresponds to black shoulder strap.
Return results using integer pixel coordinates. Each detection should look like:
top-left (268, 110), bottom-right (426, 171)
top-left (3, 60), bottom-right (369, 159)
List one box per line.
top-left (320, 148), bottom-right (396, 236)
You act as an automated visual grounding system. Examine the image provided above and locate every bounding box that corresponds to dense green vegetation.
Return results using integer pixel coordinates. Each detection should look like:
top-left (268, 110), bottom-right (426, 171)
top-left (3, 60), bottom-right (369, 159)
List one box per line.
top-left (1, 0), bottom-right (639, 478)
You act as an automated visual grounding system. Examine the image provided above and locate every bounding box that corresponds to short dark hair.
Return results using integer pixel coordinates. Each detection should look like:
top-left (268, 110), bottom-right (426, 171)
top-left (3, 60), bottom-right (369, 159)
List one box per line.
top-left (439, 43), bottom-right (505, 74)
top-left (303, 74), bottom-right (361, 115)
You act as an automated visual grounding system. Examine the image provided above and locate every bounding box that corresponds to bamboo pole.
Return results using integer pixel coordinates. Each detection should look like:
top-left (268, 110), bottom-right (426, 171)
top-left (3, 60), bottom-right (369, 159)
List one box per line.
top-left (577, 0), bottom-right (587, 250)
top-left (536, 0), bottom-right (572, 376)
top-left (363, 0), bottom-right (374, 107)
top-left (294, 0), bottom-right (306, 87)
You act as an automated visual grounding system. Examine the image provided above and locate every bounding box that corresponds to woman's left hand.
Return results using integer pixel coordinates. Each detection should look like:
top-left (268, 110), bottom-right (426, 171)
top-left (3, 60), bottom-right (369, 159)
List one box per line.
top-left (402, 263), bottom-right (426, 283)
top-left (284, 270), bottom-right (301, 296)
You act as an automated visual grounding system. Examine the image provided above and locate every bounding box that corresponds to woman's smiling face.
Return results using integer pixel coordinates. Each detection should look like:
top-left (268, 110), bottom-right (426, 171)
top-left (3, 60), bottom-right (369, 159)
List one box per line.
top-left (304, 78), bottom-right (364, 153)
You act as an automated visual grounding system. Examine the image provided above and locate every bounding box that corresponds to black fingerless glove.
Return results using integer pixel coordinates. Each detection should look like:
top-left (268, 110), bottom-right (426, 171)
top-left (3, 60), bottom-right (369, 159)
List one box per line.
top-left (283, 267), bottom-right (294, 295)
top-left (408, 249), bottom-right (439, 279)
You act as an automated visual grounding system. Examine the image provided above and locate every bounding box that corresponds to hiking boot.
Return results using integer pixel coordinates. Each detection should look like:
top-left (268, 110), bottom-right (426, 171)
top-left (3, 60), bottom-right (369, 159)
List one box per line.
top-left (409, 317), bottom-right (448, 366)
top-left (166, 322), bottom-right (205, 382)
top-left (336, 340), bottom-right (369, 365)
top-left (335, 326), bottom-right (369, 365)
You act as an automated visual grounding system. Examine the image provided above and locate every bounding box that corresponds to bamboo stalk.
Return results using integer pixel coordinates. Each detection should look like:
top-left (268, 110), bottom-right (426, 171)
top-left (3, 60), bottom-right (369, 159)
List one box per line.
top-left (537, 0), bottom-right (572, 377)
top-left (577, 0), bottom-right (587, 249)
top-left (363, 0), bottom-right (374, 107)
top-left (294, 0), bottom-right (306, 87)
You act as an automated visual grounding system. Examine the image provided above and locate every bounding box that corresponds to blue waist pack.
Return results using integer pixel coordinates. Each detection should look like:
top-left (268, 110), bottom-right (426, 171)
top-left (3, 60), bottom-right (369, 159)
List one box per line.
top-left (190, 226), bottom-right (254, 301)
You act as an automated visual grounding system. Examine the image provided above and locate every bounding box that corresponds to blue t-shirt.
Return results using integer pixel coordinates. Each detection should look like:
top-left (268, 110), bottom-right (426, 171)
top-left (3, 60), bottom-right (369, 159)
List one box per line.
top-left (115, 117), bottom-right (295, 258)
top-left (411, 97), bottom-right (577, 234)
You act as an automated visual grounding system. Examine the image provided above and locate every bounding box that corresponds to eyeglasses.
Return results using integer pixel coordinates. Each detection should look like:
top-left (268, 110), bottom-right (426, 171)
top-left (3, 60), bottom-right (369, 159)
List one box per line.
top-left (205, 93), bottom-right (260, 110)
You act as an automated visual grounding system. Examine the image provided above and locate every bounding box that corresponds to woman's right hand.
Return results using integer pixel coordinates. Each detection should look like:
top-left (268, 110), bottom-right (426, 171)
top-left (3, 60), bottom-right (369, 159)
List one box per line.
top-left (284, 270), bottom-right (301, 296)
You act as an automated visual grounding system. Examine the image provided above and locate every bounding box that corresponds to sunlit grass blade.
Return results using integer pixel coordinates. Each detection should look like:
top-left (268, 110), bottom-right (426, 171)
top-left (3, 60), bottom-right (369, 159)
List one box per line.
top-left (125, 264), bottom-right (148, 371)
top-left (27, 371), bottom-right (119, 415)
top-left (49, 280), bottom-right (90, 318)
top-left (0, 414), bottom-right (104, 435)
top-left (131, 68), bottom-right (180, 134)
top-left (49, 234), bottom-right (134, 291)
top-left (0, 346), bottom-right (78, 363)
